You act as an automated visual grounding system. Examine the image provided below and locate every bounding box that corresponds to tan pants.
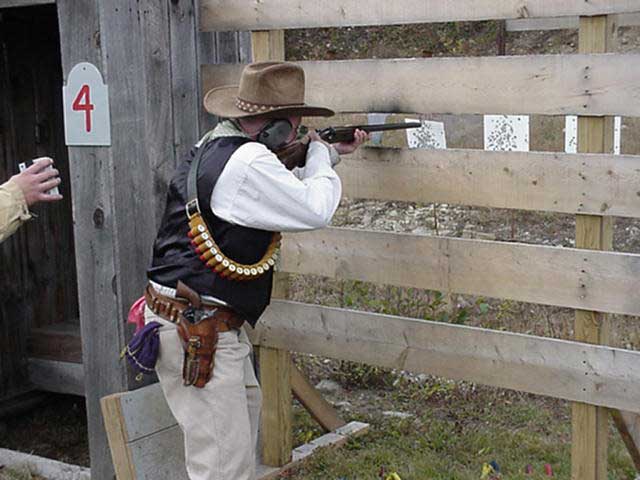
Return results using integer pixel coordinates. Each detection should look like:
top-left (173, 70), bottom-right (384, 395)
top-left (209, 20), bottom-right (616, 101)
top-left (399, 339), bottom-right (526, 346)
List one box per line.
top-left (145, 307), bottom-right (262, 480)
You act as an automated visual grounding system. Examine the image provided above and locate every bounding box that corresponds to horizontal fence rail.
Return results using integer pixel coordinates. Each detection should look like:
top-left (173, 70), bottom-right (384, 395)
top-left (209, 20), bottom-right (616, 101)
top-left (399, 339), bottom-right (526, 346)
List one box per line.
top-left (255, 300), bottom-right (640, 414)
top-left (202, 54), bottom-right (640, 117)
top-left (2, 0), bottom-right (54, 7)
top-left (200, 0), bottom-right (640, 31)
top-left (280, 227), bottom-right (640, 316)
top-left (506, 12), bottom-right (640, 31)
top-left (339, 148), bottom-right (640, 218)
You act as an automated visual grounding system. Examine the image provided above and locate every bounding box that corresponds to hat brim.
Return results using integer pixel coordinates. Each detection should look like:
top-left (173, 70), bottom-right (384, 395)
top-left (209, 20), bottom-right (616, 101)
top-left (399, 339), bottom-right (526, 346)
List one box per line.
top-left (204, 85), bottom-right (335, 118)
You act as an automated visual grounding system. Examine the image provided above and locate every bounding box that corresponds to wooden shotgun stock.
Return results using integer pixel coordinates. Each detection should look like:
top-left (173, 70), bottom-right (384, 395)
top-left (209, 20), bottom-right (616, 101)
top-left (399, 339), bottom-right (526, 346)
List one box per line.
top-left (276, 122), bottom-right (422, 170)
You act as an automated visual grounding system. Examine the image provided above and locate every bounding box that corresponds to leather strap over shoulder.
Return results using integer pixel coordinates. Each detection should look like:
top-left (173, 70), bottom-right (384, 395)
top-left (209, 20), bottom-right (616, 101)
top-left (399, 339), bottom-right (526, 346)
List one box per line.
top-left (186, 142), bottom-right (207, 217)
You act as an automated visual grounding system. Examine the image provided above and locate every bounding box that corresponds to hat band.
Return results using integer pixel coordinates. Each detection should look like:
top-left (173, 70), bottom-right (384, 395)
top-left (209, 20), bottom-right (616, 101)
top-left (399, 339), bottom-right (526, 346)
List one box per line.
top-left (235, 97), bottom-right (304, 114)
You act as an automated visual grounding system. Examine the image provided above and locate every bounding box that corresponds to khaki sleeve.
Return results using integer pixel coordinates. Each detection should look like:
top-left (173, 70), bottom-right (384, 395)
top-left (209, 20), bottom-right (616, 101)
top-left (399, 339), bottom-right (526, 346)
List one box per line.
top-left (0, 178), bottom-right (32, 243)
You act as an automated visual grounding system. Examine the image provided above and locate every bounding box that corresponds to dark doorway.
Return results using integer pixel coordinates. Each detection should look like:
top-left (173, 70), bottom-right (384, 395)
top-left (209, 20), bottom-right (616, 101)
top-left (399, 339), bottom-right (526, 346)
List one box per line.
top-left (0, 4), bottom-right (79, 400)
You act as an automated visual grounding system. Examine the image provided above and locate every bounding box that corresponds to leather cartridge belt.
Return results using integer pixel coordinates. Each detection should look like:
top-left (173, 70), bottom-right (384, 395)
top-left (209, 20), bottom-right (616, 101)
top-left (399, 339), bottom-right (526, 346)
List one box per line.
top-left (144, 284), bottom-right (244, 332)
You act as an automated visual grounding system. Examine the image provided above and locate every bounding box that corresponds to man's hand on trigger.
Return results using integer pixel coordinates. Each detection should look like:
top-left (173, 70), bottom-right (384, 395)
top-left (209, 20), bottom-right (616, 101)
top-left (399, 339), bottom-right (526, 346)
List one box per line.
top-left (12, 157), bottom-right (63, 206)
top-left (333, 129), bottom-right (369, 155)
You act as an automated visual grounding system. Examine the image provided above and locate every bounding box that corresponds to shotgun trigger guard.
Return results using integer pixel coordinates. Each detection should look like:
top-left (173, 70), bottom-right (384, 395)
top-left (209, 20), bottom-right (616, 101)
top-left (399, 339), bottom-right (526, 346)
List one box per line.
top-left (317, 127), bottom-right (336, 142)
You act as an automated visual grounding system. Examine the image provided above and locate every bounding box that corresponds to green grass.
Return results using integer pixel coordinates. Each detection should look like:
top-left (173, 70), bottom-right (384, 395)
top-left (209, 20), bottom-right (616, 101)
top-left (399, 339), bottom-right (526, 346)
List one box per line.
top-left (284, 370), bottom-right (637, 480)
top-left (283, 270), bottom-right (639, 479)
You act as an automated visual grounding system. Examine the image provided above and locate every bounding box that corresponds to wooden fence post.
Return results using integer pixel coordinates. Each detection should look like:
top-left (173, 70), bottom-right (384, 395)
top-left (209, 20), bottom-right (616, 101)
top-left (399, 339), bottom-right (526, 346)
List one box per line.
top-left (249, 29), bottom-right (293, 467)
top-left (572, 14), bottom-right (614, 480)
top-left (57, 1), bottom-right (202, 477)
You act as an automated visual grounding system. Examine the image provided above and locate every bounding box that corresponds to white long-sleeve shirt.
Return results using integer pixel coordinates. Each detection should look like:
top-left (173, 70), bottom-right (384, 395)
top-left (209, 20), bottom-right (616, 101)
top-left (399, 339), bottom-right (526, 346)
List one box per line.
top-left (150, 129), bottom-right (342, 302)
top-left (210, 140), bottom-right (342, 232)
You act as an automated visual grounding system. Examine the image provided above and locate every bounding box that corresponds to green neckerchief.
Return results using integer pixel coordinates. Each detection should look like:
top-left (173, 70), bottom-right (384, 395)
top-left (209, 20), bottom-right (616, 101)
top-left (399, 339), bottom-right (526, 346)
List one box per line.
top-left (197, 120), bottom-right (249, 147)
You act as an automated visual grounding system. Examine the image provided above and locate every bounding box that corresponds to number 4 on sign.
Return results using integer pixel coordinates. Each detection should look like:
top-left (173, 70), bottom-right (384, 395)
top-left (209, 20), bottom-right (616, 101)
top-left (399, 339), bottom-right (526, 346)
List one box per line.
top-left (72, 85), bottom-right (95, 133)
top-left (63, 62), bottom-right (111, 146)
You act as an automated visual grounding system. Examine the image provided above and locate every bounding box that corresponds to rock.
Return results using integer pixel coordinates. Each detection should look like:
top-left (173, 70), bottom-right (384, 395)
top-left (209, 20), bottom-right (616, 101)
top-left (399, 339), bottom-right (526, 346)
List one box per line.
top-left (456, 295), bottom-right (472, 309)
top-left (382, 411), bottom-right (414, 419)
top-left (411, 226), bottom-right (429, 235)
top-left (315, 379), bottom-right (343, 394)
top-left (334, 401), bottom-right (352, 410)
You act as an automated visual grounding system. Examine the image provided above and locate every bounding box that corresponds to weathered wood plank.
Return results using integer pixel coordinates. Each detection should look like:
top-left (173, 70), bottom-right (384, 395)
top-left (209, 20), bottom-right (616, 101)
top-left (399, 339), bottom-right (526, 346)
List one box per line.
top-left (506, 13), bottom-right (640, 31)
top-left (128, 424), bottom-right (187, 480)
top-left (255, 300), bottom-right (640, 414)
top-left (338, 148), bottom-right (640, 218)
top-left (101, 386), bottom-right (186, 480)
top-left (104, 375), bottom-right (344, 445)
top-left (56, 1), bottom-right (130, 477)
top-left (0, 0), bottom-right (54, 8)
top-left (169, 0), bottom-right (201, 168)
top-left (291, 363), bottom-right (345, 432)
top-left (200, 0), bottom-right (640, 31)
top-left (611, 410), bottom-right (640, 471)
top-left (28, 359), bottom-right (84, 396)
top-left (251, 30), bottom-right (285, 63)
top-left (256, 421), bottom-right (369, 480)
top-left (101, 383), bottom-right (367, 480)
top-left (101, 393), bottom-right (136, 480)
top-left (0, 6), bottom-right (79, 401)
top-left (202, 54), bottom-right (640, 117)
top-left (280, 227), bottom-right (640, 317)
top-left (572, 15), bottom-right (614, 480)
top-left (250, 28), bottom-right (292, 469)
top-left (122, 420), bottom-right (369, 480)
top-left (216, 31), bottom-right (241, 62)
top-left (27, 323), bottom-right (82, 364)
top-left (260, 347), bottom-right (292, 466)
top-left (108, 383), bottom-right (176, 442)
top-left (57, 0), bottom-right (193, 476)
top-left (197, 30), bottom-right (252, 135)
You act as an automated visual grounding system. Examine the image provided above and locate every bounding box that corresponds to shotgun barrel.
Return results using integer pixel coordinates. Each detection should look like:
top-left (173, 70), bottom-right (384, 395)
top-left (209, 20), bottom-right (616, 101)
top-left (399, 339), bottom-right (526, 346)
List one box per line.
top-left (317, 122), bottom-right (422, 143)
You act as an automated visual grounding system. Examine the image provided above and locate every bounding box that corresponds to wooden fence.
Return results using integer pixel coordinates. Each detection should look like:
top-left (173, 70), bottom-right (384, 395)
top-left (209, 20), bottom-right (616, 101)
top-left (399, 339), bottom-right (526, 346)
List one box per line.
top-left (15, 1), bottom-right (640, 478)
top-left (199, 2), bottom-right (640, 479)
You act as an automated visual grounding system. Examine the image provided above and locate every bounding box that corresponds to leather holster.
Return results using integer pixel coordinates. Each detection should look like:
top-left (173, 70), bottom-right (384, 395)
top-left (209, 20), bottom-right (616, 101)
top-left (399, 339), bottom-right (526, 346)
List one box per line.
top-left (168, 281), bottom-right (242, 388)
top-left (176, 314), bottom-right (220, 388)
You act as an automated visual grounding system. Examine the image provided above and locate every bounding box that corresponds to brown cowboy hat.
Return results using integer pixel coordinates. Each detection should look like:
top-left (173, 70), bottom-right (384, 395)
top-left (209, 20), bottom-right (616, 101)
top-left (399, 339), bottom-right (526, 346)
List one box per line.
top-left (203, 62), bottom-right (334, 119)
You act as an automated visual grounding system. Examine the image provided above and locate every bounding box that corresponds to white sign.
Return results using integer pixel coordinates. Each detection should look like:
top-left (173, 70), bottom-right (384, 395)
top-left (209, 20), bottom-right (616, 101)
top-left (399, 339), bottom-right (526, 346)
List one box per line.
top-left (63, 62), bottom-right (111, 146)
top-left (564, 115), bottom-right (621, 154)
top-left (614, 116), bottom-right (622, 155)
top-left (405, 118), bottom-right (447, 150)
top-left (564, 115), bottom-right (578, 153)
top-left (484, 115), bottom-right (529, 152)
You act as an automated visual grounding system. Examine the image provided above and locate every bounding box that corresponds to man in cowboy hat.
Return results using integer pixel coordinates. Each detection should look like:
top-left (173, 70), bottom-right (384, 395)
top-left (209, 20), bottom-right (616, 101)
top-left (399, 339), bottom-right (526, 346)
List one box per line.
top-left (144, 62), bottom-right (367, 480)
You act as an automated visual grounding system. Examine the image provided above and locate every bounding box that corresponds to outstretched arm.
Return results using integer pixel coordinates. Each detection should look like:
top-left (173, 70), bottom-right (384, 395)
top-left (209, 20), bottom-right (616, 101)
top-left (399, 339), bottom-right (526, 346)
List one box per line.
top-left (0, 157), bottom-right (62, 243)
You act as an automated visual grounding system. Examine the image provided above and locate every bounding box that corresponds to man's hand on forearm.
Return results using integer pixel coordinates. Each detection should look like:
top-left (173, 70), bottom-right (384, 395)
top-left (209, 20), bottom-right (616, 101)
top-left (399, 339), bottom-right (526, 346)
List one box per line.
top-left (333, 128), bottom-right (369, 155)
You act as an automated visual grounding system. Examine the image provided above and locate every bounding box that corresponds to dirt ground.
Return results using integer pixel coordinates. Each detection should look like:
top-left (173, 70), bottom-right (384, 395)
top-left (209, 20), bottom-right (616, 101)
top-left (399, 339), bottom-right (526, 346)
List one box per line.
top-left (2, 21), bottom-right (639, 479)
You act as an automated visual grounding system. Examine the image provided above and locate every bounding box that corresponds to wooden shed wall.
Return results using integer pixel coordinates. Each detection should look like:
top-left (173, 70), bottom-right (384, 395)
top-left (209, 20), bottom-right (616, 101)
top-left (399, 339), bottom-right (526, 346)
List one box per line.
top-left (0, 5), bottom-right (78, 400)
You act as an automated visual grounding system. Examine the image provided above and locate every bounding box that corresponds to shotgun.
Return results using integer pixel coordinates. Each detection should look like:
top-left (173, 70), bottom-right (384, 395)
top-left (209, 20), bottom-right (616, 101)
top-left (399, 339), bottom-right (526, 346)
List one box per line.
top-left (276, 122), bottom-right (422, 170)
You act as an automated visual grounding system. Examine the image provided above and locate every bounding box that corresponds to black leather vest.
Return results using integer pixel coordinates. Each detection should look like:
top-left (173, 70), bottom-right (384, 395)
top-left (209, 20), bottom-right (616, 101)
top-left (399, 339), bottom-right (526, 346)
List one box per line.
top-left (147, 136), bottom-right (274, 326)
